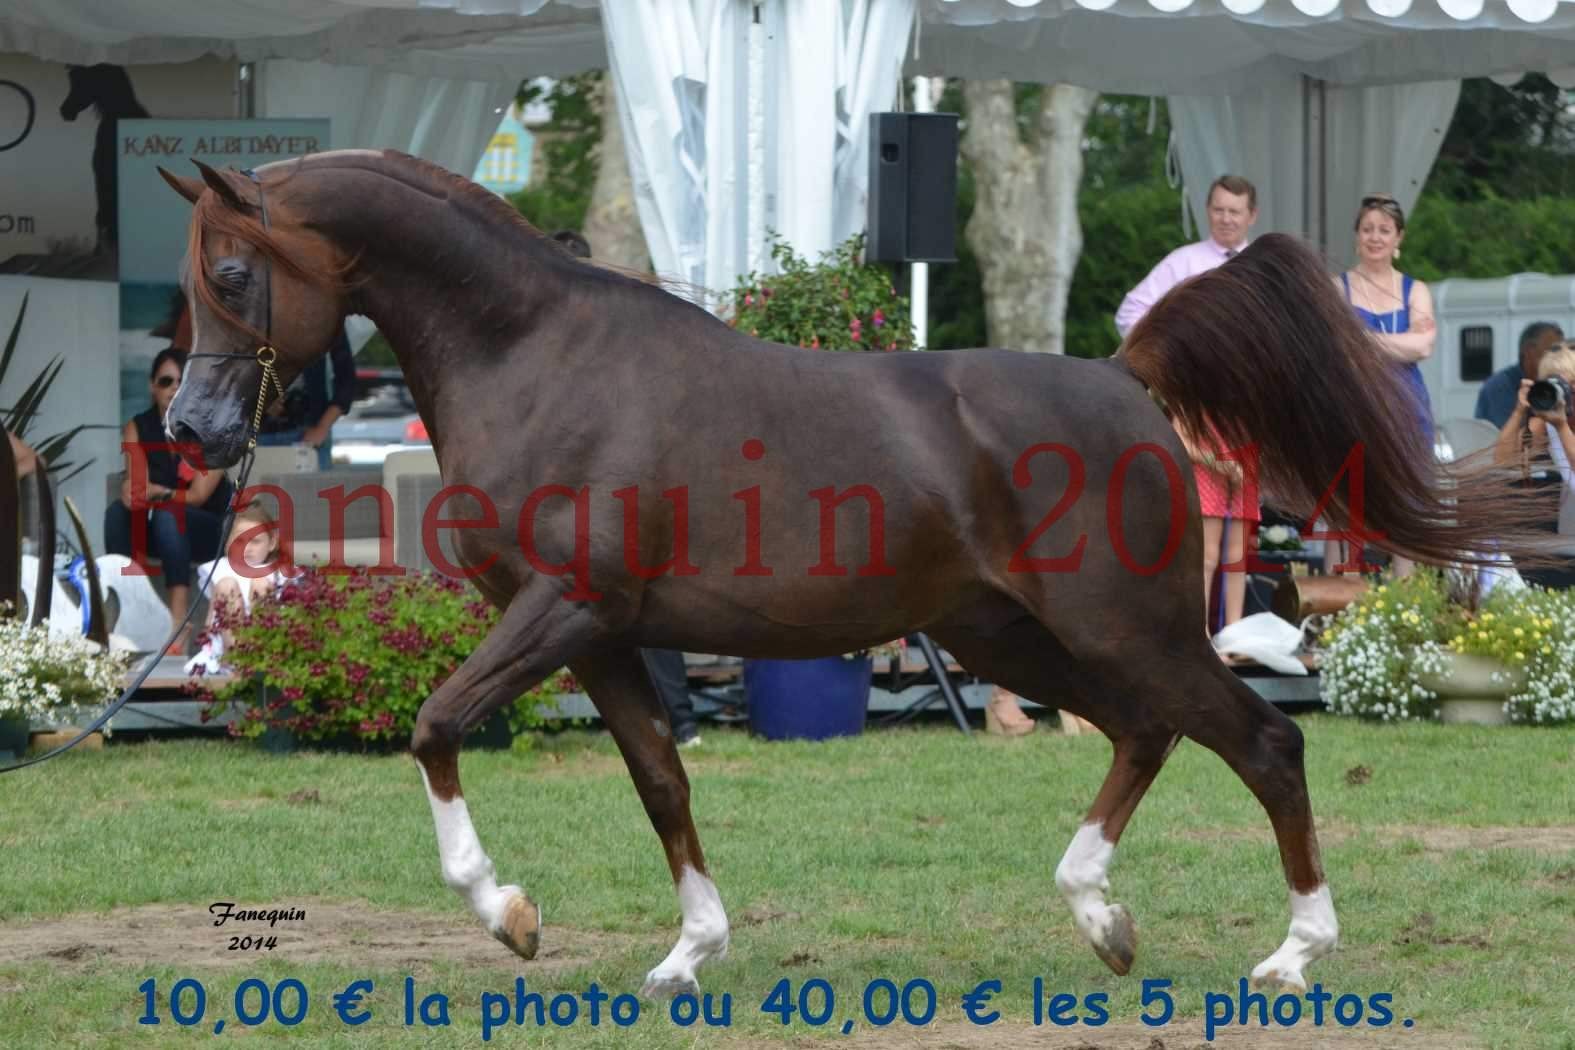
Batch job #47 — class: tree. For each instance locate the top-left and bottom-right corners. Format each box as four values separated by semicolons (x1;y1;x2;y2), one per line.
581;76;648;270
958;80;1098;354
1427;75;1575;201
508;73;602;235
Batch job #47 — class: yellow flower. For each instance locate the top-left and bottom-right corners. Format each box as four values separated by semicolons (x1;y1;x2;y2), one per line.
1375;600;1386;610
1542;645;1553;655
1514;627;1525;637
1514;652;1526;661
1482;612;1495;622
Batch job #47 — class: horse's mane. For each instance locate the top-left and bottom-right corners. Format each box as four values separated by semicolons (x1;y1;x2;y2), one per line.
378;150;702;299
188;150;698;341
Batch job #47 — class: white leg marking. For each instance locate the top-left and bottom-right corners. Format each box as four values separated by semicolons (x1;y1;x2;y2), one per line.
641;866;730;999
419;766;530;937
1252;885;1339;992
1055;821;1118;948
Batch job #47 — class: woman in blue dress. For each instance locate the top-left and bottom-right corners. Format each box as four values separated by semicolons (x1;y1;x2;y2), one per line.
1336;192;1437;577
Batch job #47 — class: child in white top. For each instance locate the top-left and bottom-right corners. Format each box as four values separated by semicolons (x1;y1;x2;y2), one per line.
184;503;294;676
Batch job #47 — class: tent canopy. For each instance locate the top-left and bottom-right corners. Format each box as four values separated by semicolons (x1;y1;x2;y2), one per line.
9;0;1575;94
4;0;1571;290
914;0;1575;94
0;0;605;81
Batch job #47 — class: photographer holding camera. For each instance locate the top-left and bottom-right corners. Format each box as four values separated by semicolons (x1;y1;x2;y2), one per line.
1493;343;1575;588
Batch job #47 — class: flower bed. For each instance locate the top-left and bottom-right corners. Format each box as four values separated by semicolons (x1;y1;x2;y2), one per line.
194;570;572;744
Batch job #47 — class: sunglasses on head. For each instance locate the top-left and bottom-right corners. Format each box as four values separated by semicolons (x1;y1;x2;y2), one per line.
1361;192;1400;208
154;375;180;389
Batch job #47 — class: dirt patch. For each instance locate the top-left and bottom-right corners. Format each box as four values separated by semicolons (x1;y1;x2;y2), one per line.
1185;823;1575;854
0;899;647;974
1380;825;1575;853
733;1020;1475;1049
1393;912;1491;950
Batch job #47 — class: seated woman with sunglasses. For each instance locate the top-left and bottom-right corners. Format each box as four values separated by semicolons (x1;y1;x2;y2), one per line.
104;348;234;655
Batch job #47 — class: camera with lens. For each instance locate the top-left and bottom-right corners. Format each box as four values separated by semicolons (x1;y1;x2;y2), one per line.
1528;375;1574;417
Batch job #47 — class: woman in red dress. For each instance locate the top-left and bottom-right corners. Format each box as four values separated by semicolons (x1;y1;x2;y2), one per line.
1176;420;1260;638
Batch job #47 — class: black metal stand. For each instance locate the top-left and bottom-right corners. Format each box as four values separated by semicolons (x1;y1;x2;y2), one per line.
873;632;972;734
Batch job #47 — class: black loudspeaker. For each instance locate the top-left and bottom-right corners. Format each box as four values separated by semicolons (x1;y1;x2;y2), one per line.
866;112;959;264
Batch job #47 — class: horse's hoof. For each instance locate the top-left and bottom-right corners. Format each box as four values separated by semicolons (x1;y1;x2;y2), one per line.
640;972;699;1001
1250;967;1307;995
1091;904;1137;976
490;890;541;961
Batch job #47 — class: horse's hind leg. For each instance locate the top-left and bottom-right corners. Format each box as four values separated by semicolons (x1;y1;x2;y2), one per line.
1091;643;1338;992
932;620;1179;976
411;588;603;962
571;646;728;999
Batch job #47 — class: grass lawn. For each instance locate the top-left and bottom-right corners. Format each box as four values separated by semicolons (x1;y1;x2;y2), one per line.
1;714;1572;1048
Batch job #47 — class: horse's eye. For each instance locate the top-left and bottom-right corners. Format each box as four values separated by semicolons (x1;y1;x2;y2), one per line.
215;261;251;292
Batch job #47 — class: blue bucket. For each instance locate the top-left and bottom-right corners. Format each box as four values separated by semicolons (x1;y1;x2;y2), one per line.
743;656;872;741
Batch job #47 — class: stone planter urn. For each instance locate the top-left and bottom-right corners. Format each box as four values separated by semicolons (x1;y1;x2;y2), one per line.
1415;651;1524;726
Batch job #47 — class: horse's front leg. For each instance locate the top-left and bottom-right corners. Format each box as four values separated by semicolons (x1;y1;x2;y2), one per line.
571;647;728;999
410;586;600;961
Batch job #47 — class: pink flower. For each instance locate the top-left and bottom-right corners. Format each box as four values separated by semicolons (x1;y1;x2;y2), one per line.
873;309;885;328
744;293;755;306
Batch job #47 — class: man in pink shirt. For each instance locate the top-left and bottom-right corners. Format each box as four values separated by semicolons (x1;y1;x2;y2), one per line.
1114;174;1259;338
1115;174;1260;642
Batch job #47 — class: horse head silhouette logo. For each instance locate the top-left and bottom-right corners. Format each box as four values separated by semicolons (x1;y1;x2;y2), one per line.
59;64;149;254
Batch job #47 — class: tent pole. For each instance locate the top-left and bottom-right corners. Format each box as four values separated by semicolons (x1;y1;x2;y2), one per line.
909;75;932;350
1302;74;1327;258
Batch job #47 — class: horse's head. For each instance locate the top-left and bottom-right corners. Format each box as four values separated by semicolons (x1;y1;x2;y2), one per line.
60;63;136;120
59;65;91;121
159;160;349;469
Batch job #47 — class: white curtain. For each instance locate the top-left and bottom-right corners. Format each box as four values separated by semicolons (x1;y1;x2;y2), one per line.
1169;76;1460;267
258;60;516;180
775;0;916;259
601;0;751;300
1168;73;1307;246
602;0;914;303
1321;79;1462;269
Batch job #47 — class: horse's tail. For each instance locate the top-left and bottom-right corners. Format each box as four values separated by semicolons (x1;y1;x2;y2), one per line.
1118;232;1560;568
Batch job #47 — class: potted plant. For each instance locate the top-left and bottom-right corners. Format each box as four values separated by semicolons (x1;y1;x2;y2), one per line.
1318;568;1575;726
193;569;572;748
724;232;913;740
0;606;130;758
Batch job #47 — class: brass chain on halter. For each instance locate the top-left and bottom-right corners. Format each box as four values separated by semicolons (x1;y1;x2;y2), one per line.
249;346;281;452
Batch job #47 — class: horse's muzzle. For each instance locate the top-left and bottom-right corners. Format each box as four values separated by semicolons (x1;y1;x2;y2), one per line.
165;408;249;472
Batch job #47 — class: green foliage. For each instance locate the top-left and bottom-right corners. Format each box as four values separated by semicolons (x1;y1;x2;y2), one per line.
726;234;913;351
928;84;1182;358
508;72;603;234
1402;194;1575;281
1065;182;1189;359
353;330;398;368
1428;76;1575;202
0;293;106;483
197;569;570;743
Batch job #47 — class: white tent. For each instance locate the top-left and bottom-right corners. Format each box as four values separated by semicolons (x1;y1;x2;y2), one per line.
4;0;1574;292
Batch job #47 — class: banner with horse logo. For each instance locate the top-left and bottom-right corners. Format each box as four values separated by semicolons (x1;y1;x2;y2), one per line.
0;57;236;283
116;117;329;424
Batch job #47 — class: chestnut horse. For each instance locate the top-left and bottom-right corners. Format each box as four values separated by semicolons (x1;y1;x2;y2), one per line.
158;151;1555;999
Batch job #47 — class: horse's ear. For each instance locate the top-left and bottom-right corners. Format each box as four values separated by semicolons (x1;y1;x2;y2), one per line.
158;167;203;206
192;160;246;211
